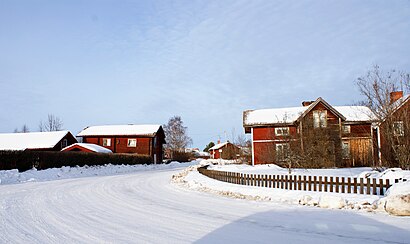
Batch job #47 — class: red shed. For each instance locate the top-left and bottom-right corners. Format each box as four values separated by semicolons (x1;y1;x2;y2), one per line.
77;124;165;164
209;141;240;160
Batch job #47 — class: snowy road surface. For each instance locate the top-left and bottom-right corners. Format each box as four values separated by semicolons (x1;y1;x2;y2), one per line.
1;166;409;243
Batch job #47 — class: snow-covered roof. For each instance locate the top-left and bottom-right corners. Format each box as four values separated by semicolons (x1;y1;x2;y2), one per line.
244;106;308;126
77;124;161;137
333;106;376;122
0;131;73;151
62;143;112;153
209;142;238;151
244;100;376;126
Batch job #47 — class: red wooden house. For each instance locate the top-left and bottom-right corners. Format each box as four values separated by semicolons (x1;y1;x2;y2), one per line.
243;97;376;167
77;124;165;163
377;91;410;166
0;131;77;151
209;141;240;160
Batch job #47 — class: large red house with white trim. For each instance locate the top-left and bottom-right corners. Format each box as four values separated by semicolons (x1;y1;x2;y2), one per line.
77;124;165;163
243;97;376;167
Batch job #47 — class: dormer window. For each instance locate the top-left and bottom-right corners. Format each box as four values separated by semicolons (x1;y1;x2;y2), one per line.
313;111;327;128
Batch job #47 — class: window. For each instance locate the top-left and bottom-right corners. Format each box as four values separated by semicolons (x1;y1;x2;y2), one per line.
103;138;111;146
275;127;289;136
127;139;137;147
61;139;68;148
275;143;289;161
313;111;327;128
393;121;404;136
342;142;350;159
342;125;351;134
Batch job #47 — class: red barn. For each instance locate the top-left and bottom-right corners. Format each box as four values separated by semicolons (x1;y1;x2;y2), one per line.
243;97;376;167
209;141;240;160
77;124;165;163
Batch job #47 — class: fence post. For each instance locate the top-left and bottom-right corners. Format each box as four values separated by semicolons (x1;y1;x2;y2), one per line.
308;176;312;191
366;178;371;195
341;177;345;193
335;177;339;193
329;177;333;192
379;178;384;195
360;178;364;194
313;176;317;191
318;176;322;192
372;178;377;195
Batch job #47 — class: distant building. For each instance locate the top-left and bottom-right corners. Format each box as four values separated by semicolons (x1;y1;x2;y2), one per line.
209;141;240;160
0;131;77;151
77;124;165;163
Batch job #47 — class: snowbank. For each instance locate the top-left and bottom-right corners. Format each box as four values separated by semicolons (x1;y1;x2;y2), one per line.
0;161;199;185
172;159;410;216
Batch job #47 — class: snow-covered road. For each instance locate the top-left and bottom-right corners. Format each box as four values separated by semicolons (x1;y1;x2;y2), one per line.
1;166;409;243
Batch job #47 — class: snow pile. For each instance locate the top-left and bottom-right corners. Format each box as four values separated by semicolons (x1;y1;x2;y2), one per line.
382;181;410;216
357;168;410;181
0;161;199;185
173;159;410;215
318;195;346;209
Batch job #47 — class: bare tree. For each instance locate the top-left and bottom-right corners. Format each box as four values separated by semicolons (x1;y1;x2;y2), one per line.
356;65;410;169
14;124;30;133
163;116;192;151
39;114;64;132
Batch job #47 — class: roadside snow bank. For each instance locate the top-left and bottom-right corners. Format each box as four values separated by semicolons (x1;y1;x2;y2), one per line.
0;161;199;185
383;181;410;216
172;160;410;215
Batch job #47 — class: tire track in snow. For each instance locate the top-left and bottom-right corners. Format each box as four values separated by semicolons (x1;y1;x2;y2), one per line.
1;168;409;243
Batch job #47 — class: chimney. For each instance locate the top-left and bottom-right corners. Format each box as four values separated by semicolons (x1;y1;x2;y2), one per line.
302;101;314;107
390;91;403;104
217;140;221;144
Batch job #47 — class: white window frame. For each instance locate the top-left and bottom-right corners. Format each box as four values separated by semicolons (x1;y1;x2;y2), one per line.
313;110;327;128
275;127;289;136
275;143;289;161
127;139;137;147
103;138;111;147
342;142;350;159
393;121;404;136
342;125;351;134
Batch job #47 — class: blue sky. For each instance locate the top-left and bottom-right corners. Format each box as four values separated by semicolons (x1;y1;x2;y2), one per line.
1;0;410;149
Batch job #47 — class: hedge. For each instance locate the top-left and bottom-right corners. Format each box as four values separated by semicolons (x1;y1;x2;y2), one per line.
0;150;152;172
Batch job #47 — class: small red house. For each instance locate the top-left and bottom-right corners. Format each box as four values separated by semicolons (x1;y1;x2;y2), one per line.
77;124;165;163
209;141;240;160
0;131;77;151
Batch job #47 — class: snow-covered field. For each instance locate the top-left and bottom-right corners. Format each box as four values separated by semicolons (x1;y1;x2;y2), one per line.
1;160;409;243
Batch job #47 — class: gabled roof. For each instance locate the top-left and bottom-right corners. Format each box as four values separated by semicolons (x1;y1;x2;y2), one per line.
77;124;162;137
62;143;112;153
391;94;410;114
296;97;346;122
209;141;238;151
243;97;376;127
0;131;74;151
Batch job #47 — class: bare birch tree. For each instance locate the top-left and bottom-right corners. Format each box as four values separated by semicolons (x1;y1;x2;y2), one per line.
39;114;64;132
